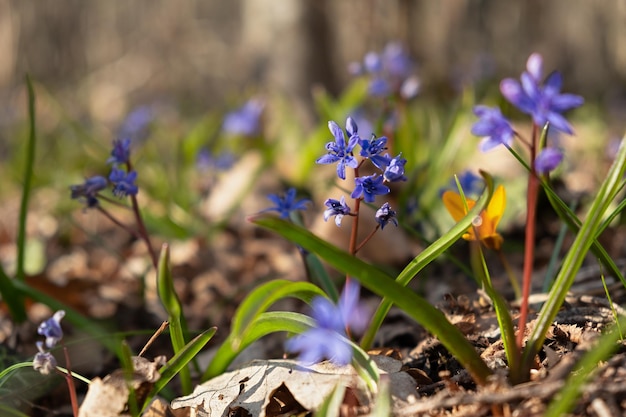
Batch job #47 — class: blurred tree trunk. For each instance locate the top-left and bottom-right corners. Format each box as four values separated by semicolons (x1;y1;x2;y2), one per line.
240;0;336;124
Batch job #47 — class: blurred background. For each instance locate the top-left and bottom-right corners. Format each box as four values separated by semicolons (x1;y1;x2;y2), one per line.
2;0;626;129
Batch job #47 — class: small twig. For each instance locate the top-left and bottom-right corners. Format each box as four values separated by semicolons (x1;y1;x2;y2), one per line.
139;321;169;357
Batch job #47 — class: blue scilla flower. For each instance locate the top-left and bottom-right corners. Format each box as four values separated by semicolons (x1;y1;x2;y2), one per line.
316;118;359;180
223;99;264;137
375;202;398;230
70;175;108;207
472;106;515;152
500;53;584;135
383;154;407;182
352;174;390;203
286;281;369;365
265;188;309;219
38;310;65;349
535;147;564;174
323;196;351;227
359;134;390;170
108;138;132;165
109;167;138;197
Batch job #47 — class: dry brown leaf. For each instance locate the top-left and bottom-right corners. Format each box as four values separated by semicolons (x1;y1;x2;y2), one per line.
79;356;166;417
171;357;418;417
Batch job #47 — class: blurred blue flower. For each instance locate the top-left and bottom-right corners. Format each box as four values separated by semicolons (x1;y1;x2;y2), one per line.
445;171;484;196
535;148;564;174
316;119;359;180
107;138;132;165
117;106;154;142
265;188;309;219
109;167;138;197
500;53;584;134
383;154;407;182
352;174;390;203
359;134;390;170
223;99;264;137
38;310;65;349
356;42;420;99
471;106;515;152
196;148;236;171
375;202;398;229
70;175;108;207
33;341;57;375
323;196;351;227
286;281;369;365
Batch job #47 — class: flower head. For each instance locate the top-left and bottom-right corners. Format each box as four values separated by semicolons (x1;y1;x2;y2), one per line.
471;106;515;152
38;310;65;349
265;188;309;219
500;53;584;134
323;196;351;227
442;184;506;250
118;106;154;142
359;134;390;170
383;153;407;182
316;119;359;180
33;341;57;375
109;167;138;197
535;147;564;174
375;202;398;230
351;174;390;203
108;138;132;165
286;281;369;365
70;175;108;207
223;99;264;137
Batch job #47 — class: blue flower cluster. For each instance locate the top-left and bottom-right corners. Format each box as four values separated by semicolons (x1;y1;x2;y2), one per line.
33;310;65;375
70;137;139;207
472;53;584;173
317;117;404;229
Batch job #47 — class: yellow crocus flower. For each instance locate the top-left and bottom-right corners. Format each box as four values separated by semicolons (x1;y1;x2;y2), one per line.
442;185;506;250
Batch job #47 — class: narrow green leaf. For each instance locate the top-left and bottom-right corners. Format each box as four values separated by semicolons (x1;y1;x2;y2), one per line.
119;341;139;417
304;252;340;302
250;216;492;385
522;136;626;374
230;279;326;348
156;243;191;394
143;327;216;412
360;172;495;350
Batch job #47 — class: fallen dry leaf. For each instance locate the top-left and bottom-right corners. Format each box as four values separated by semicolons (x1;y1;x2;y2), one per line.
79;355;167;417
171;357;418;416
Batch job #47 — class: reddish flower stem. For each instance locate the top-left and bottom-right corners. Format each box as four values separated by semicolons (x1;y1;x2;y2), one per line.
517;124;540;349
62;346;79;417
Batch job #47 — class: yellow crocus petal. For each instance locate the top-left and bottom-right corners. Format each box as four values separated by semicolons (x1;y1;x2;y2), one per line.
442;184;506;250
442;190;475;222
486;185;506;230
